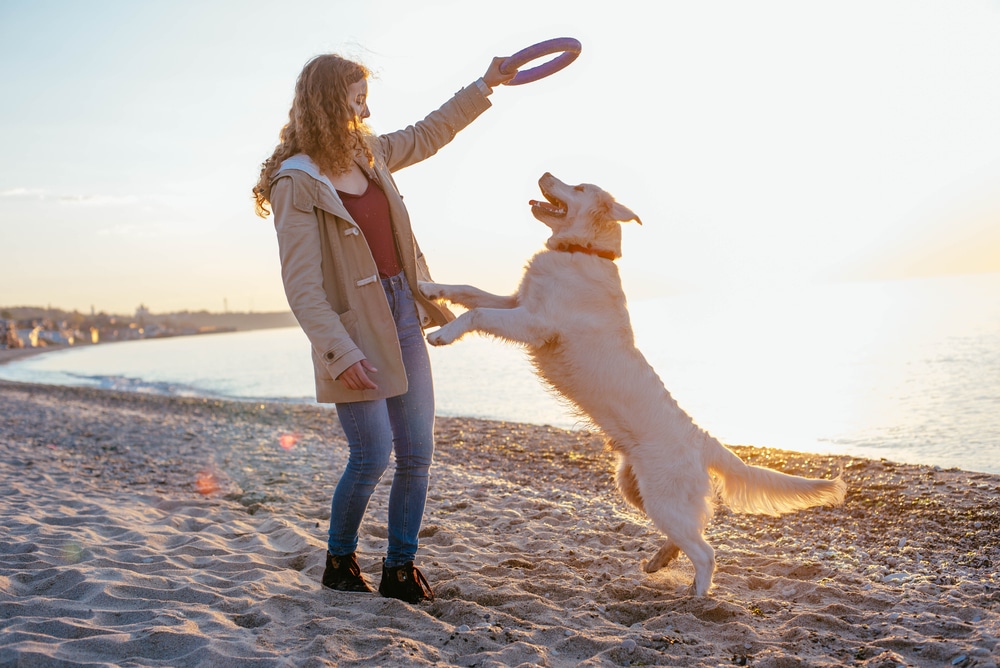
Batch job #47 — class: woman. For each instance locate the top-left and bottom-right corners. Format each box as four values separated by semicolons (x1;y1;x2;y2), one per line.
253;53;516;603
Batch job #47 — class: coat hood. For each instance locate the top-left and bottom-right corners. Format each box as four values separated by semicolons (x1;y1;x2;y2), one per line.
276;154;336;195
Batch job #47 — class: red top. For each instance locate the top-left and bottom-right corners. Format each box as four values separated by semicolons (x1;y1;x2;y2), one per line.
337;176;402;278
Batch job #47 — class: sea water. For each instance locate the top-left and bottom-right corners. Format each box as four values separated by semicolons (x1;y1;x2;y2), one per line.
3;273;998;474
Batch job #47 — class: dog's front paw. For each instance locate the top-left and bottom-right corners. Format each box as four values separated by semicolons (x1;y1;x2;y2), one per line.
418;281;446;301
426;327;456;347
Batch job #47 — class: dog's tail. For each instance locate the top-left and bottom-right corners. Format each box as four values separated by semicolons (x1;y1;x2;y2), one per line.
706;438;846;516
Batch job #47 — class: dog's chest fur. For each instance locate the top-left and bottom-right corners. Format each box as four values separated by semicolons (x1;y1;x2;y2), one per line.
516;250;630;325
511;250;654;428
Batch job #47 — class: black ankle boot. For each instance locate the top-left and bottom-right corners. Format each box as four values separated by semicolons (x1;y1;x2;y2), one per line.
322;552;373;593
378;559;434;603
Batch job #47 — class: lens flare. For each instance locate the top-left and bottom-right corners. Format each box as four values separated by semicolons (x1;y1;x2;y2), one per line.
194;470;220;495
279;432;301;451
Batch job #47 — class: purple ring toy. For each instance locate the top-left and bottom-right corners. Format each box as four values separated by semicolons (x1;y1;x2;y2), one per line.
500;37;582;85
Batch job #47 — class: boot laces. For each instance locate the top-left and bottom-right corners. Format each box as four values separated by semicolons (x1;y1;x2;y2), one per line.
343;555;363;579
330;553;364;579
409;564;434;601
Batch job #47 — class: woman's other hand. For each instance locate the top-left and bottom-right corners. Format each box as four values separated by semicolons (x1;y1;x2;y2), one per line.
337;359;379;391
483;56;516;88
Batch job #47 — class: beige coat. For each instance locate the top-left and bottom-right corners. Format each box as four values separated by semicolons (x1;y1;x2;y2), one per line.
271;81;492;404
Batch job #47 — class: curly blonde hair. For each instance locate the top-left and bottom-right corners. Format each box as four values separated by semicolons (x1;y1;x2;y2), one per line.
253;54;374;218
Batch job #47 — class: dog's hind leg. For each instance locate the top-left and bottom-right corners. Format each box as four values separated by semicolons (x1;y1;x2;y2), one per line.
644;539;680;574
671;530;716;596
615;458;645;513
644;488;716;594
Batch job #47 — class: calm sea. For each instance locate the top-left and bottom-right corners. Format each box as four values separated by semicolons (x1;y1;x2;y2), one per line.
3;273;998;474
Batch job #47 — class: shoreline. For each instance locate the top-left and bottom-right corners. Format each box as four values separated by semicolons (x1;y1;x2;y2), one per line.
0;380;997;666
0;346;57;365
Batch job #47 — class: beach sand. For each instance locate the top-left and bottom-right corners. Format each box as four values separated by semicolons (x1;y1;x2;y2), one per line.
0;347;55;365
0;380;997;667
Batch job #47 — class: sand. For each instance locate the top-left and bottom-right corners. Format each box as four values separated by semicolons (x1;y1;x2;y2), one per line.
0;379;997;667
0;347;54;365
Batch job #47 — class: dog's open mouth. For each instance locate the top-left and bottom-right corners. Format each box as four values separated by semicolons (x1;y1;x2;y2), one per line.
529;193;567;217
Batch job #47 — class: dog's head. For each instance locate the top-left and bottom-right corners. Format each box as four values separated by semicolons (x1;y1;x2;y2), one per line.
529;173;641;260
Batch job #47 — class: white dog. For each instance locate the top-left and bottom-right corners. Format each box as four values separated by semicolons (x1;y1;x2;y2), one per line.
420;173;846;595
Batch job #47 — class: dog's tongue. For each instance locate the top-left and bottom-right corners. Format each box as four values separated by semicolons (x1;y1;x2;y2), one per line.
530;199;561;213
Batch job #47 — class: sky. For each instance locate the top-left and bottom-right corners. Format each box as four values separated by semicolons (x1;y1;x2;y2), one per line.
2;0;999;315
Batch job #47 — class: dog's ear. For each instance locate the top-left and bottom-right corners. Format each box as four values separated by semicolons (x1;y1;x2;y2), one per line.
610;201;642;225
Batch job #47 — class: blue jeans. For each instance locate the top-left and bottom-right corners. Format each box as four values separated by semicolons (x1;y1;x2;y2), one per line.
328;272;435;568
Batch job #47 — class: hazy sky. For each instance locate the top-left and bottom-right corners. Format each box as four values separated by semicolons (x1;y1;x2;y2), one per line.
2;0;999;315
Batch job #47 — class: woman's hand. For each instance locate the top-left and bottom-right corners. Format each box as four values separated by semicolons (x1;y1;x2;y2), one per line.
483;56;517;88
337;359;379;391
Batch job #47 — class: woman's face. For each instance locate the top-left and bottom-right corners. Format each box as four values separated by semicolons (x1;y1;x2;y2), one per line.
347;78;370;122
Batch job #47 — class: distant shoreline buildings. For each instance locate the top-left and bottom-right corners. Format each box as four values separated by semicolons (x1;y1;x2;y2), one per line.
0;305;297;350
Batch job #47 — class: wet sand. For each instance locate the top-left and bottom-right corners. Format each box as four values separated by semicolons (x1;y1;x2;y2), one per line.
0;347;55;365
